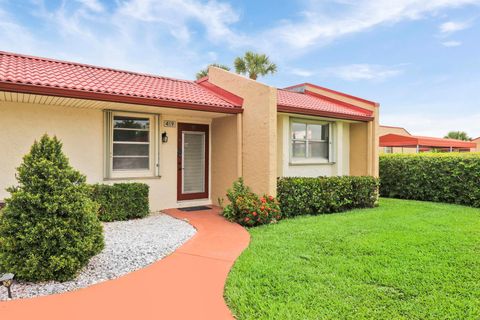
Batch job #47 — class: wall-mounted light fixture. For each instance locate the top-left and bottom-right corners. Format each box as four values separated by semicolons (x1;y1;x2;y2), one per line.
162;131;168;143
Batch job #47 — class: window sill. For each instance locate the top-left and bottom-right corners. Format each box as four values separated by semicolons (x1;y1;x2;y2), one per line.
289;160;335;166
103;176;162;181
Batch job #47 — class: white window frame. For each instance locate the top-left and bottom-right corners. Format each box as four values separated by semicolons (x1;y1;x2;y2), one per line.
289;118;334;165
104;111;159;179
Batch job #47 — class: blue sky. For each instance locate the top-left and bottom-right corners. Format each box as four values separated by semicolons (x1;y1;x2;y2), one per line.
1;0;479;137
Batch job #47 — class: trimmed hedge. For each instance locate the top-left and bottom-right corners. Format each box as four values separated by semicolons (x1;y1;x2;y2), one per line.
277;176;379;217
380;153;480;207
90;183;150;222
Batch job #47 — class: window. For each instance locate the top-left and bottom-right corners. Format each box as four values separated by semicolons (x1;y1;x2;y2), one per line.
105;111;158;178
384;147;393;154
290;119;332;163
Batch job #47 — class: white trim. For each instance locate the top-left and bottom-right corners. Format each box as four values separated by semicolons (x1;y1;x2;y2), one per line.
106;111;159;179
181;131;206;194
289;117;333;164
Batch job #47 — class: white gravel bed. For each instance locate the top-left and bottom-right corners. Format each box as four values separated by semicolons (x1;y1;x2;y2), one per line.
0;213;196;301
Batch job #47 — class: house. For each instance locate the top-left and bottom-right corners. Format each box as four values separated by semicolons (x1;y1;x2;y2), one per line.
380;134;475;153
379;125;416;154
0;51;379;211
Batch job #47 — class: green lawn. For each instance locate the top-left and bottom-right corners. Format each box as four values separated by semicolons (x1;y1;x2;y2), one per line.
225;198;480;320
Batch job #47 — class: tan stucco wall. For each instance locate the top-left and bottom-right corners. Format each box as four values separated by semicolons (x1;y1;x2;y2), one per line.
0;100;215;210
277;114;350;177
211;115;239;205
208;67;277;196
379;126;411;136
380;146;417;154
471;138;480;152
349;122;368;176
0;101;104;198
305;85;376;112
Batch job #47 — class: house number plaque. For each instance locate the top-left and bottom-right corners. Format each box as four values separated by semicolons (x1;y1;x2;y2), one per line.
163;120;176;128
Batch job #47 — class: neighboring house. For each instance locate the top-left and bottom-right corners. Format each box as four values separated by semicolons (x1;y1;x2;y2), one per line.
472;137;480;152
0;51;379;211
379;125;415;154
380;125;475;153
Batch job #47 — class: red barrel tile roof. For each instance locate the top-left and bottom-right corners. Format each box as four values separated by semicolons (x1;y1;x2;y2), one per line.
277;89;373;121
0;51;374;121
0;51;241;112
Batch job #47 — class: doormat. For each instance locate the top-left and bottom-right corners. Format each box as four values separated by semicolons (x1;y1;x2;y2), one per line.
178;206;212;212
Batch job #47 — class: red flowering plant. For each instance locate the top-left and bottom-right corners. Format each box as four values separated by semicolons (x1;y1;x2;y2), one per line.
221;178;282;227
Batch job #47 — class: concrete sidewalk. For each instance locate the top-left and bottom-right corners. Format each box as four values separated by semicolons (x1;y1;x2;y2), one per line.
0;207;250;320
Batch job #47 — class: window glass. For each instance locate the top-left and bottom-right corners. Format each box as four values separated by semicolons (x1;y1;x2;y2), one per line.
291;120;330;161
308;141;329;158
307;124;323;140
292;140;307;158
114;116;149;130
291;122;306;140
112;115;150;171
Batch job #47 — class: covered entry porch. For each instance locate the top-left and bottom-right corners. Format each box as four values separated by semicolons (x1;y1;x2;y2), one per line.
0;90;242;211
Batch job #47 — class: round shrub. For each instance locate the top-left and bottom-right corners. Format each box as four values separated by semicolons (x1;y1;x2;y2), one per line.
0;135;104;282
222;178;282;227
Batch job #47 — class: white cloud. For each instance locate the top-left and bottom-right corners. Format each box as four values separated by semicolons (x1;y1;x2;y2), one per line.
76;0;104;12
257;0;480;56
0;0;479;81
442;40;462;46
117;0;242;45
439;21;470;33
325;64;403;81
381;112;480;138
289;68;314;77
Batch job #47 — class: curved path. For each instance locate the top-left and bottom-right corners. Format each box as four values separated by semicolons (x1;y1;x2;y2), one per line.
0;207;250;320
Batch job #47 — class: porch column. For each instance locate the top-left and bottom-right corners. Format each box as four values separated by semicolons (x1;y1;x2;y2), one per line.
208;67;277;196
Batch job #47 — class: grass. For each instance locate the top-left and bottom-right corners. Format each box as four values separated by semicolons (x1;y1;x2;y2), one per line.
225;198;480;320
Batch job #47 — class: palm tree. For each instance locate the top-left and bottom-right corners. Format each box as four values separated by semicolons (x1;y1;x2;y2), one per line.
196;63;230;80
234;51;277;80
444;131;471;141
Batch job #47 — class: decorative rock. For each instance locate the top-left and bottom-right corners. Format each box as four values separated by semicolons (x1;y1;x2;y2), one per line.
0;213;195;300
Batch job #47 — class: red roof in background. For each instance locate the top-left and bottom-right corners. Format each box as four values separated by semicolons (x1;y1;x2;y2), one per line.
0;51;241;113
380;134;476;148
277;89;373;121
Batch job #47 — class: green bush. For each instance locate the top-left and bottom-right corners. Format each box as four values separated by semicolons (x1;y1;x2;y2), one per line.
222;178;282;227
90;183;149;222
277;176;379;217
0;135;104;282
380;153;480;207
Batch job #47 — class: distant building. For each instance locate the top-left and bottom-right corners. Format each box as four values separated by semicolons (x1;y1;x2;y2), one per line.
379;125;476;153
472;137;480;152
379;126;416;154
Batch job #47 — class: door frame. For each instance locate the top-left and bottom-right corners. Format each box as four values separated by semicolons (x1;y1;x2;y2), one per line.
177;123;209;201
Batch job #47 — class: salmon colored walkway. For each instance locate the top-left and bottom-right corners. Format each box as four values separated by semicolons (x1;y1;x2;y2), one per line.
0;207;250;320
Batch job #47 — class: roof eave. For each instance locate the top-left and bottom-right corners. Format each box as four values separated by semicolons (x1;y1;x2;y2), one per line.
0;81;243;114
277;104;374;122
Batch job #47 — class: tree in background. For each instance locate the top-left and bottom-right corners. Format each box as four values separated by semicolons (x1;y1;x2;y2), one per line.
234;51;277;80
196;63;230;80
0;135;104;281
444;131;471;141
